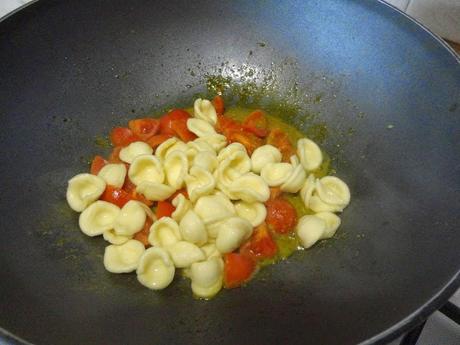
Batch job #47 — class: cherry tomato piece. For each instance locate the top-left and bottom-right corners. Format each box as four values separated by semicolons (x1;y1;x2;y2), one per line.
223;253;256;289
128;118;160;141
265;197;298;234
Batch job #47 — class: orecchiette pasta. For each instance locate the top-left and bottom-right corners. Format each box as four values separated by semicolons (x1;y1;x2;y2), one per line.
309;194;345;213
215;216;253;253
79;200;120;236
194;193;235;225
217;142;247;162
297;138;323;171
171;193;192;222
136;181;175;201
187;118;217;137
155;137;179;161
179;210;207;246
190;257;224;298
66;173;106;212
137;247;175;290
103;229;131;245
193;98;217;125
193;151;218;172
128;155;164;186
185;166;216;202
315;212;341;239
97;163;127;189
200;243;221;259
260;163;293;187
103;240;145;273
300;174;316;208
315;176;351;208
67;98;352;298
234;201;267;227
280;164;306;193
194;134;227;152
167;241;206;268
114;200;146;236
119;141;153;164
164;150;188;189
227;172;270;203
296;215;327;249
148;217;181;248
251;145;282;174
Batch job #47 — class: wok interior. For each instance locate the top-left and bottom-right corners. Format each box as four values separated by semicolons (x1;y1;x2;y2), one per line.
0;0;459;344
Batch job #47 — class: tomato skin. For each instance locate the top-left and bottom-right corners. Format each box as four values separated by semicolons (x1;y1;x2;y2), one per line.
133;217;153;247
108;146;123;163
224;253;256;289
212;95;225;115
266;128;296;162
242;110;268;138
265;198;298;234
170;119;196;142
156;200;175;219
240;223;277;260
100;186;132;208
110;127;140;147
216;114;242;135
146;134;173;149
226;129;263;155
159;109;191;135
122;178;154;207
90;155;107;175
128;118;160;141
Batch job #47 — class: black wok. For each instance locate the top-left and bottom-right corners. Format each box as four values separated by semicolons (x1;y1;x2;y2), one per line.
0;0;459;344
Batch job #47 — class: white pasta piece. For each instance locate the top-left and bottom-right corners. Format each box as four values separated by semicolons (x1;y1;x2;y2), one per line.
315;212;341;239
193;98;217;125
148;217;181;248
280;164;306;193
185;166;216;202
195;134;227;152
103;240;145;273
137;247;175;290
227;172;270;203
194;194;235;226
300;174;316;208
188;140;215;153
297;138;323;171
234;201;267;227
155;137;179;161
128;155;164;186
66;173;106;212
260;163;293;187
193;151;218;172
315;176;351;208
215;217;253;253
113;200;146;236
251;145;282;174
309;194;345;213
171;193;192;222
200;243;221;259
97;163;127;189
164;150;188;189
136;181;175;201
79;200;120;236
103;229;131;245
217;142;247;162
179;210;208;246
296;215;327;249
119;141;153;164
167;241;206;268
215;151;252;190
190;257;224;298
187;118;217;138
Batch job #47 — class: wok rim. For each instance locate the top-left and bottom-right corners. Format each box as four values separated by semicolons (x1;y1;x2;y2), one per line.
0;0;458;344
